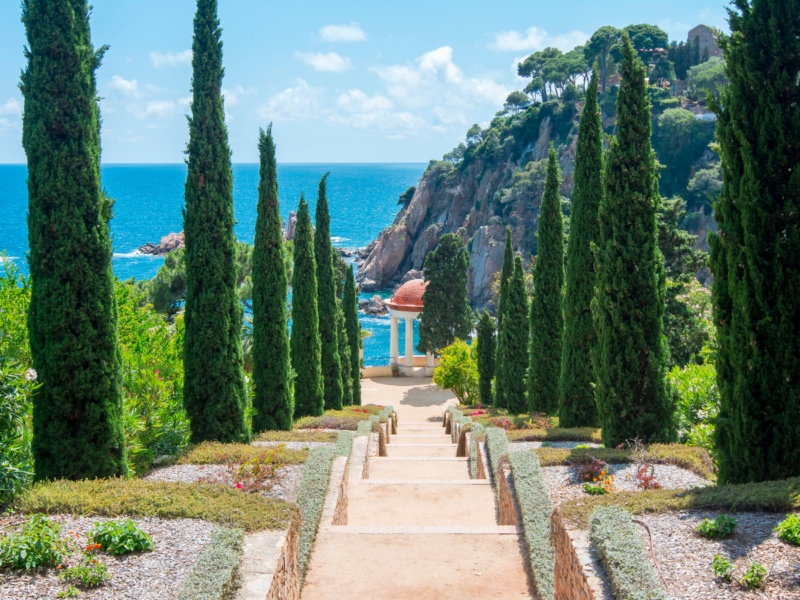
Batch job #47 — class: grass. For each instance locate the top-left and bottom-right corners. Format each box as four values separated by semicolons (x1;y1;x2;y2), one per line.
506;427;602;443
531;444;715;480
177;442;308;465
293;404;387;430
255;431;338;442
14;478;300;532
559;476;800;530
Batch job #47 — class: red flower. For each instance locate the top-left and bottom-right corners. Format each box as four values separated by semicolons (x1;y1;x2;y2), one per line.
236;483;243;489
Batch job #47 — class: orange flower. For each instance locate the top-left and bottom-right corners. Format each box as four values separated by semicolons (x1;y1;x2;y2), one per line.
56;566;63;570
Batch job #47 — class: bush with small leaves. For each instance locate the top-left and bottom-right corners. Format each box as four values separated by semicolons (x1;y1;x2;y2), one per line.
90;519;154;555
695;515;737;539
712;554;733;581
58;552;110;588
334;430;354;457
56;585;80;598
0;514;69;569
740;562;766;589
774;514;800;545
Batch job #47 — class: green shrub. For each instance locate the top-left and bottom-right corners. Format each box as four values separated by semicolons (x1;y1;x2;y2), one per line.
59;553;110;587
334;431;354;457
56;585;80;598
255;431;338;443
175;528;243;600
668;362;719;449
432;339;479;405
90;519;154;554
484;427;509;476
740;562;767;589
177;442;308;465
0;514;69;569
356;421;372;437
590;506;667;600
509;451;554;600
775;513;800;545
712;554;733;581
506;427;601;443
695;515;737;539
296;446;334;583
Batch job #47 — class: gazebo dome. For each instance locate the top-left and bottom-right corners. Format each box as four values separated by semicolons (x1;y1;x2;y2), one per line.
386;279;427;312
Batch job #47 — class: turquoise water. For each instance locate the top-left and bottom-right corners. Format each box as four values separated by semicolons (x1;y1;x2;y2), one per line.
0;163;425;364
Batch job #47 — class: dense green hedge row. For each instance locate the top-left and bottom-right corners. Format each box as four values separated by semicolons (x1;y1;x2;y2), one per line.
484;427;509;477
176;528;243;600
590;506;667;600
509;451;555;600
296;446;334;584
334;431;354;457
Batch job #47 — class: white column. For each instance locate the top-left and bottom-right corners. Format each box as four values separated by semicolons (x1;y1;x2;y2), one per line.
405;318;414;367
389;316;399;365
425;351;435;376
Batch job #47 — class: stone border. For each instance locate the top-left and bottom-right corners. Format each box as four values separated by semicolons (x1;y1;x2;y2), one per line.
552;508;609;600
265;520;300;600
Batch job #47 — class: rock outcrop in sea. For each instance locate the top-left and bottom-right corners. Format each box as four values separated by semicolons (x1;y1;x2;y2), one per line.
139;232;184;255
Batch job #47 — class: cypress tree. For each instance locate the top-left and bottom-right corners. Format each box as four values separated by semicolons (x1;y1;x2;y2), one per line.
708;0;800;484
251;126;291;432
493;227;514;409
559;68;603;428
182;0;249;444
500;256;530;415
337;303;353;406
22;0;127;480
592;33;672;448
291;197;324;418
314;173;343;411
477;310;496;405
343;265;362;406
528;144;565;414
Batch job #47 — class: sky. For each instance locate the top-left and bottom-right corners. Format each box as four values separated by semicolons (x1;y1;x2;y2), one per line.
0;0;729;164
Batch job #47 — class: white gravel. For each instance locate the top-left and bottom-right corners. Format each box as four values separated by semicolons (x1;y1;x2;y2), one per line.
0;515;215;600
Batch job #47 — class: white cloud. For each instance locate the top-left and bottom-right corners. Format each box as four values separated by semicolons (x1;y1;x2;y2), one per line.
149;50;192;68
177;95;192;107
337;89;392;112
0;98;22;115
329;110;425;132
222;85;255;107
294;51;352;72
0;118;20;134
489;26;588;52
133;100;176;118
659;19;692;40
319;23;367;42
108;75;139;97
258;79;324;120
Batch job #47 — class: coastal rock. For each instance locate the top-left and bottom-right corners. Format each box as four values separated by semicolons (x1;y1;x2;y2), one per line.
139;231;184;256
336;248;355;258
467;225;506;308
410;223;441;270
400;270;423;285
359;295;387;315
356;224;410;291
285;211;296;241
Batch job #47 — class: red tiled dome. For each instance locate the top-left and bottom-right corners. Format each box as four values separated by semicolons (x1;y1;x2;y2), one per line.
386;279;427;311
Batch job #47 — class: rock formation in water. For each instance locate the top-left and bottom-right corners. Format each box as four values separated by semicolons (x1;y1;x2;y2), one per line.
139;231;185;255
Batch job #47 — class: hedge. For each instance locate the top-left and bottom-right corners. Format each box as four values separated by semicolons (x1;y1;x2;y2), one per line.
484;427;509;477
356;420;372;437
334;430;354;457
296;446;335;584
176;528;243;600
509;451;555;600
590;506;667;600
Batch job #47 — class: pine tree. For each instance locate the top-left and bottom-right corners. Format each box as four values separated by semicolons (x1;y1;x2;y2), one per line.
708;0;800;484
691;35;701;67
343;265;362;406
181;0;249;444
477;310;496;405
314;173;343;411
528;144;564;414
417;233;474;354
251;126;291;432
500;256;530;415
337;303;353;406
592;33;673;448
493;228;514;409
22;0;127;480
559;68;603;428
291;197;324;418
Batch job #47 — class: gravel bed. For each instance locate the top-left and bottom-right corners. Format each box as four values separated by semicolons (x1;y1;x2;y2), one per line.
0;515;215;600
509;441;602;451
633;510;800;599
541;463;711;507
252;441;335;451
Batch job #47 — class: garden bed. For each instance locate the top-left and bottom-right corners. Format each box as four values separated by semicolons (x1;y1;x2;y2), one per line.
255;430;339;443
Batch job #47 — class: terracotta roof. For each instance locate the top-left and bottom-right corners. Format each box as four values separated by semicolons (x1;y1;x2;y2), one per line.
386;279;427;311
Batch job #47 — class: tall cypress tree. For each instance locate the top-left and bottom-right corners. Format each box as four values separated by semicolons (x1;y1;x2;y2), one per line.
314;174;343;411
251;126;291;432
559;68;603;428
477;310;496;405
182;0;249;444
22;0;127;480
708;0;800;484
493;228;514;409
592;33;672;448
528;144;565;414
500;256;530;415
337;303;353;406
343;265;362;406
292;197;324;418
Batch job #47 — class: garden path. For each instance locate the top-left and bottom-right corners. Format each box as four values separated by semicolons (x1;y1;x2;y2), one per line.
300;378;535;599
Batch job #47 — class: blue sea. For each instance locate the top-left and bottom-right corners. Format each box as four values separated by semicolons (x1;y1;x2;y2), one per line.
0;163;426;365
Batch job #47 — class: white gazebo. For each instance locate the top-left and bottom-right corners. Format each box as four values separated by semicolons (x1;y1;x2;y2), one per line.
385;279;435;377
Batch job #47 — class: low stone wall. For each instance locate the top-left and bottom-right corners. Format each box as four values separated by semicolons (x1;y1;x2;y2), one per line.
552;509;607;600
265;519;300;600
497;463;519;526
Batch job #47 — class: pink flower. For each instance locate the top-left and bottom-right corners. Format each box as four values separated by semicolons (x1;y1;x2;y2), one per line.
236;483;243;489
154;370;159;374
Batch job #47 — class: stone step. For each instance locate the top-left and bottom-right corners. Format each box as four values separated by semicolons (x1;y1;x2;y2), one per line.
387;445;458;458
328;525;520;534
389;443;456;447
369;460;469;480
361;479;488;485
370;457;468;461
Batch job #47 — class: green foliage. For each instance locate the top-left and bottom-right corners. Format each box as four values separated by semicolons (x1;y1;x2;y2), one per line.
494;228;514;409
89;519;154;554
343;266;362;406
397;185;416;206
592;34;673;448
740;563;767;589
355;420;372;437
432;339;479;405
649;59;676;84
0;514;69;570
708;0;800;485
686;164;722;208
175;527;243;600
56;585;80;598
314;173;344;411
774;514;800;546
418;234;474;354
21;0;128;481
296;446;334;583
505;91;530;114
652;109;714;198
177;441;308;466
695;515;737;539
500;257;530;414
291;198;324;418
584;26;622;92
712;554;734;581
669;363;719;449
560;69;602;428
334;430;354;457
484;427;509;476
509;451;555;600
182;0;248;445
500;159;547;205
590;506;667;600
687;57;727;98
528;145;564;414
251;126;292;432
59;553;110;588
476;310;496;405
336;303;353;407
